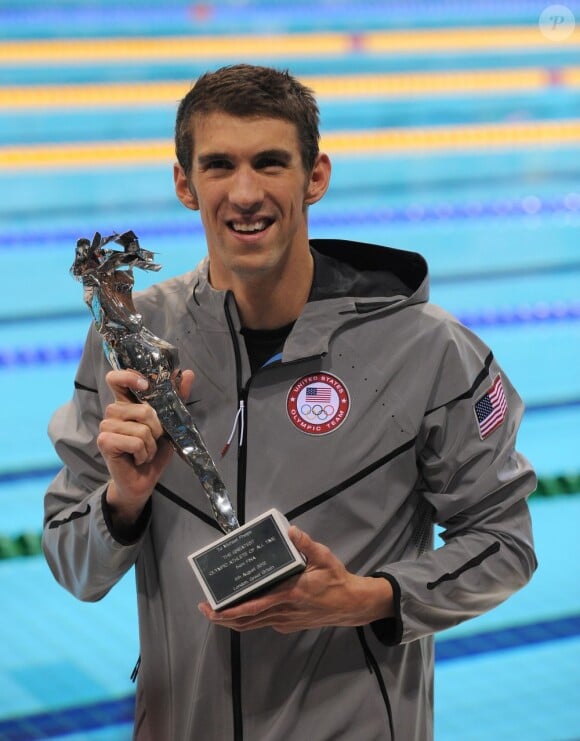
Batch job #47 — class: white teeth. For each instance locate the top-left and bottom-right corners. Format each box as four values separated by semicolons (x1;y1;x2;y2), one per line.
231;220;267;233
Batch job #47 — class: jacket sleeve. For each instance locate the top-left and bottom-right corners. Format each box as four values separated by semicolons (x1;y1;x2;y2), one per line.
42;328;150;602
374;317;537;644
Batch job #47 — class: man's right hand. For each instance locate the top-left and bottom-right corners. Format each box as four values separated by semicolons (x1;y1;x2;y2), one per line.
98;368;195;528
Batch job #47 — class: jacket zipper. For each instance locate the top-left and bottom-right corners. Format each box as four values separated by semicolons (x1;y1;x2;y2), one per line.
356;626;395;739
223;294;326;741
224;295;247;741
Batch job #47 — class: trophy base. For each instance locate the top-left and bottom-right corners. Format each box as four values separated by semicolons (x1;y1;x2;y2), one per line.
188;509;306;611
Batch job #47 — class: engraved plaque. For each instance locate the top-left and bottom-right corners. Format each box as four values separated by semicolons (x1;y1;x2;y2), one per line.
188;509;306;610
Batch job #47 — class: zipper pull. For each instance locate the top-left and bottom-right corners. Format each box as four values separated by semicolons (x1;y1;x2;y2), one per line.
221;399;245;457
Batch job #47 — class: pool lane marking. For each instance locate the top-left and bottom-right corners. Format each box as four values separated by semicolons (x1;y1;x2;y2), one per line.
1;119;579;169
2;68;580;108
0;25;578;65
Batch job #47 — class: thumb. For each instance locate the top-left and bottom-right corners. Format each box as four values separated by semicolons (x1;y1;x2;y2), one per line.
288;526;325;566
178;369;195;401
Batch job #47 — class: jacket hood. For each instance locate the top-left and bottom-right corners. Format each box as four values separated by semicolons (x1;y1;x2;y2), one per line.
182;238;429;363
309;238;428;305
287;239;429;363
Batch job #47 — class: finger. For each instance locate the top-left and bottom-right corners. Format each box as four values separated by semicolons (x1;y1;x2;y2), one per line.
104;395;163;429
288;526;331;569
98;428;155;466
198;586;295;623
232;573;305;615
178;369;195;401
103;402;165;446
200;606;300;632
207;606;315;633
106;369;149;403
99;417;160;463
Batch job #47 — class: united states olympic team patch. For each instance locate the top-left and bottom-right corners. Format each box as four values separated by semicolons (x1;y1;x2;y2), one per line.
287;373;350;435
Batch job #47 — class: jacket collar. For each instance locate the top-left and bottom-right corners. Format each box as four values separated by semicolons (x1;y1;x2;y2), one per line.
186;240;429;361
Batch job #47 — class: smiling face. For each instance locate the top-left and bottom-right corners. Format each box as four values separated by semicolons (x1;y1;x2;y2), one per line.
174;112;330;292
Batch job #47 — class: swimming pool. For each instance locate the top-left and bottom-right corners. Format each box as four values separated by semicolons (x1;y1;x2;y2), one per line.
1;2;579;739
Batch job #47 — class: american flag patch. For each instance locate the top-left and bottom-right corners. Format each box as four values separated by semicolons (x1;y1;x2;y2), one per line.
305;386;332;403
474;374;508;439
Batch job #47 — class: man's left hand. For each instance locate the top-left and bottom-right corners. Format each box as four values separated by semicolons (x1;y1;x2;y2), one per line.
198;526;394;633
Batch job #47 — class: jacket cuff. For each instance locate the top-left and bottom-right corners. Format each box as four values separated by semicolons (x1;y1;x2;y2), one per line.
101;490;152;545
370;572;403;645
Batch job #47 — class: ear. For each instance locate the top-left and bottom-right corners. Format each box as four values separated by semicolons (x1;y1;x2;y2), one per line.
304;153;331;206
174;162;199;211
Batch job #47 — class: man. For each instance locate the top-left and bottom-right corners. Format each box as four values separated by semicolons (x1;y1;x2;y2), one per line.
43;64;537;740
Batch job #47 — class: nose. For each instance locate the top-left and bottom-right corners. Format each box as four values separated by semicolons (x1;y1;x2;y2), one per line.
229;165;264;212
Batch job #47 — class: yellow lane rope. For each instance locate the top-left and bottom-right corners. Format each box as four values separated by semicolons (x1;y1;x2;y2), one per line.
1;68;579;109
1;119;579;170
0;26;578;65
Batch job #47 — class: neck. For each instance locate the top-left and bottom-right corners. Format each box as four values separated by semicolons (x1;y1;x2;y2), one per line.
214;250;314;330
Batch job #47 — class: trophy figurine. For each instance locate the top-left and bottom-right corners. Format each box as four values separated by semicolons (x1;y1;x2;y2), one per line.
72;231;305;610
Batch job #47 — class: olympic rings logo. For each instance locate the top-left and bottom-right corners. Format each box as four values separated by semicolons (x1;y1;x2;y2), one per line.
300;403;335;421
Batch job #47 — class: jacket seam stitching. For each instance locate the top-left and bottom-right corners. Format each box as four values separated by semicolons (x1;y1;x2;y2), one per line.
155;482;222;532
426;541;501;590
424;351;494;416
284;437;416;521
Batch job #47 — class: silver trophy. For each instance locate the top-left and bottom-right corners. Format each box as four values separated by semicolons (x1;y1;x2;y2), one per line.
71;230;238;533
72;231;304;609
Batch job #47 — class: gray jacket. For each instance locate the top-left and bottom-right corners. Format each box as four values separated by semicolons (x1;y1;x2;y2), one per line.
43;239;537;740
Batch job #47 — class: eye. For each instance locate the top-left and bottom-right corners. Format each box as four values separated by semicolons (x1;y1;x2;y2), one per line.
198;157;234;173
205;159;232;170
256;156;287;170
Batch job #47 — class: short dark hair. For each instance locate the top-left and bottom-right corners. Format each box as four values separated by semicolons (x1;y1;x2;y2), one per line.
175;64;320;177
